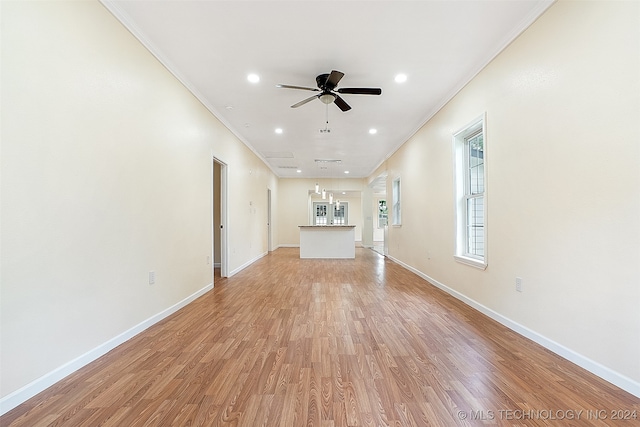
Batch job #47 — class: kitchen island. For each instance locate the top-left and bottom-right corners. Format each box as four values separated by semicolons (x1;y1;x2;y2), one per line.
299;225;356;259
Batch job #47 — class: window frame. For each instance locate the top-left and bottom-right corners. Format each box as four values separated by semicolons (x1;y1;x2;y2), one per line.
313;201;349;226
313;202;329;226
453;114;487;269
377;199;388;228
391;177;401;226
332;203;348;225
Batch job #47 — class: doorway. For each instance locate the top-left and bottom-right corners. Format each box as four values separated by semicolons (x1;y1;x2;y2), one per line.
213;158;228;279
267;188;272;252
313;201;349;225
369;173;388;256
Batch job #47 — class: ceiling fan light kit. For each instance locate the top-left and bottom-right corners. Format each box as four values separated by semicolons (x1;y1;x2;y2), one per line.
319;93;336;104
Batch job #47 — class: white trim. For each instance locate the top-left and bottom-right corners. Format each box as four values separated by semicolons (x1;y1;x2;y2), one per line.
453;254;487;270
366;0;556;179
218;159;229;278
279;243;362;249
391;176;402;226
267;188;272;252
385;254;640;398
0;283;214;415
99;1;281;178
312;201;350;226
228;251;268;277
453;113;487;266
210;154;216;284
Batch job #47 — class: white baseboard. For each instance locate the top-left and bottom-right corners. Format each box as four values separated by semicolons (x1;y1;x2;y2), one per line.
0;282;214;416
386;255;640;398
277;243;364;249
228;251;268;277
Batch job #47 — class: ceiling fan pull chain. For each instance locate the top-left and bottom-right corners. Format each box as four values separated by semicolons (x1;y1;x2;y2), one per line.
325;104;329;128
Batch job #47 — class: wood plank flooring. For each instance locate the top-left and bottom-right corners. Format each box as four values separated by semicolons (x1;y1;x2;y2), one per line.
2;248;638;426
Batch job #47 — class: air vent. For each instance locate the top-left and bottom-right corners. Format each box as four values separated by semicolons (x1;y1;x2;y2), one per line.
277;166;299;169
263;152;294;159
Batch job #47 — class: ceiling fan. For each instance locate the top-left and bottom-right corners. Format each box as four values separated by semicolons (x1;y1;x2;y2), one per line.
276;70;382;112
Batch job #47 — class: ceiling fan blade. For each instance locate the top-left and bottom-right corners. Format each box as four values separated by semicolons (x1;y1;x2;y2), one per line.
333;95;352;112
277;84;319;92
337;87;382;95
325;70;345;90
291;94;318;108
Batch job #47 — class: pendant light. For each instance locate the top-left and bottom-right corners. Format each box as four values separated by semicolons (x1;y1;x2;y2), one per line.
335;165;340;209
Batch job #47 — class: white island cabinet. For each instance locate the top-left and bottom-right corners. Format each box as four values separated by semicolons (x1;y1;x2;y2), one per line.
299;225;356;259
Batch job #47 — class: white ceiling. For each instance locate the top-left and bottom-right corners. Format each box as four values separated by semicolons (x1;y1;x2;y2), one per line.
103;0;553;180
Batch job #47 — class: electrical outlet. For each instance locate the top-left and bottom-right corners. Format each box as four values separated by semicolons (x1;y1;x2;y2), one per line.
149;271;155;285
515;277;522;292
207;255;210;265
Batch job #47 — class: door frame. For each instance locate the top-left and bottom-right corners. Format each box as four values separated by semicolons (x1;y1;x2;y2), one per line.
369;172;388;256
267;188;272;252
212;157;228;279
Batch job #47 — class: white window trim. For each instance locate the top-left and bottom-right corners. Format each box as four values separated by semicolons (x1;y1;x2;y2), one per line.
312;201;329;226
391;177;401;226
377;199;387;229
453;114;487;270
312;201;349;226
332;202;349;226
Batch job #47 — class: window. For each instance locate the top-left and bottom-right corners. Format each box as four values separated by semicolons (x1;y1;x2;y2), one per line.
333;204;346;225
313;202;348;225
378;200;388;228
453;115;487;269
392;178;401;226
314;203;328;225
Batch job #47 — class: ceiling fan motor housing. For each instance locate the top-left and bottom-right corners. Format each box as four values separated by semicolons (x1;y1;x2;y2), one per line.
316;73;331;89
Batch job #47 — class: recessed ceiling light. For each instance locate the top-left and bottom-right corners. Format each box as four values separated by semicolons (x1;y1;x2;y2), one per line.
344;171;350;174
296;169;302;173
369;128;377;135
275;128;283;134
395;73;407;83
247;73;260;83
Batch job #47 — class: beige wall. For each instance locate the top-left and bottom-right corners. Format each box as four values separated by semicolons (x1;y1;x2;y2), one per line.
1;0;277;400
376;0;639;387
2;0;638;409
277;178;365;245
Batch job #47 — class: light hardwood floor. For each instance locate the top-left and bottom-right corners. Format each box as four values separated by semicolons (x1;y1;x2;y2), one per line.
2;248;638;426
